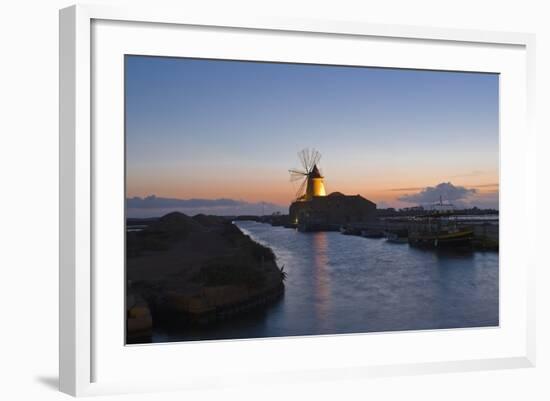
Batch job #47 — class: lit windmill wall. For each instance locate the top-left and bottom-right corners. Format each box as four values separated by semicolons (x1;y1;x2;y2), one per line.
289;149;327;202
305;165;326;200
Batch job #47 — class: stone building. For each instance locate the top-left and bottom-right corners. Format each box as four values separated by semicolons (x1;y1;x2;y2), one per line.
287;150;377;230
289;191;377;228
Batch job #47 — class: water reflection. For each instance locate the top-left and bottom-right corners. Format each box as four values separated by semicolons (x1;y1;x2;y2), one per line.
152;221;499;342
311;232;331;327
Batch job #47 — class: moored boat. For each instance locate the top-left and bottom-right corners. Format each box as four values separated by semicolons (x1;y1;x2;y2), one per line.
340;225;361;235
408;227;474;248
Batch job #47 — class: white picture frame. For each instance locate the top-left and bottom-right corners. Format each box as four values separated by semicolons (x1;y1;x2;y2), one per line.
59;4;536;397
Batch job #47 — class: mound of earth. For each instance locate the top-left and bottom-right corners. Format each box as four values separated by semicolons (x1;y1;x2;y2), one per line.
127;212;206;256
144;211;205;235
192;213;228;227
126;212;285;336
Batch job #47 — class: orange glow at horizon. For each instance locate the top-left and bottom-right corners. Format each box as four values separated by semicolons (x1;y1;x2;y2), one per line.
127;175;499;208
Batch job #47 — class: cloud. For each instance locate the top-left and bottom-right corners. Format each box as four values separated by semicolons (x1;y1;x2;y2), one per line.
451;170;484;178
389;182;498;192
388;186;425;192
398;182;477;204
126;195;286;218
470;183;499;189
127;195;244;209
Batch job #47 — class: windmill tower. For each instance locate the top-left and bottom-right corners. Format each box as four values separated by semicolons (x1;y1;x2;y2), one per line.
289;148;327;201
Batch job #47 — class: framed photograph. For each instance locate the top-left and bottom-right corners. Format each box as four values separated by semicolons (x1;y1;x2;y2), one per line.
59;4;536;396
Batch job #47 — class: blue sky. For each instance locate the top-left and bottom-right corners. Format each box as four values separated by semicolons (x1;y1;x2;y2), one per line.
125;55;499;216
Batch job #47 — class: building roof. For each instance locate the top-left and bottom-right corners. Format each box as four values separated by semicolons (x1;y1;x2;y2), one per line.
310;164;323;178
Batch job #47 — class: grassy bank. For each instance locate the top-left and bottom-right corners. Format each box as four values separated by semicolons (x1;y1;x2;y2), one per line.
126;212;285;343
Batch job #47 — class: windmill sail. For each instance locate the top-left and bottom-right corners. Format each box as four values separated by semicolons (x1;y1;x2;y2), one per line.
289;149;327;201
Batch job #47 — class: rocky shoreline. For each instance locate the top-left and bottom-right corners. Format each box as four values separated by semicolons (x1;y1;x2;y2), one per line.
126;212;285;344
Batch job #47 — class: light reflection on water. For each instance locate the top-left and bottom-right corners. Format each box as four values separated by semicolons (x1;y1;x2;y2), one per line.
152;221;498;342
306;233;327;327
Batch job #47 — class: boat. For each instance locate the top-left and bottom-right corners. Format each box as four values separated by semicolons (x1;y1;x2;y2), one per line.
408;226;474;248
406;196;475;248
340;225;361;236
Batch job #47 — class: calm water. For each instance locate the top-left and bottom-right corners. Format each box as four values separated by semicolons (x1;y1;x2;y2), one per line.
153;221;498;342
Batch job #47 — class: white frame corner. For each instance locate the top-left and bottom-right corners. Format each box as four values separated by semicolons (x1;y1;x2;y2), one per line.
59;4;536;397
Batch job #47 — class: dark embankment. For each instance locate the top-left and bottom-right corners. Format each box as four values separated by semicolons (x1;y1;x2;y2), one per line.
126;212;285;343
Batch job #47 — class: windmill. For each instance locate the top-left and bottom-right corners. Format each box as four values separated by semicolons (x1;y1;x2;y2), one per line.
289;148;327;201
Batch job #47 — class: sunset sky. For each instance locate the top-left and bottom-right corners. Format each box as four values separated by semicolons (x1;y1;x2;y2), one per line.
125;56;498;216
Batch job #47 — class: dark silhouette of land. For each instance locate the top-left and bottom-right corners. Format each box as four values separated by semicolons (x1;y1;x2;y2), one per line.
126;212;285;343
